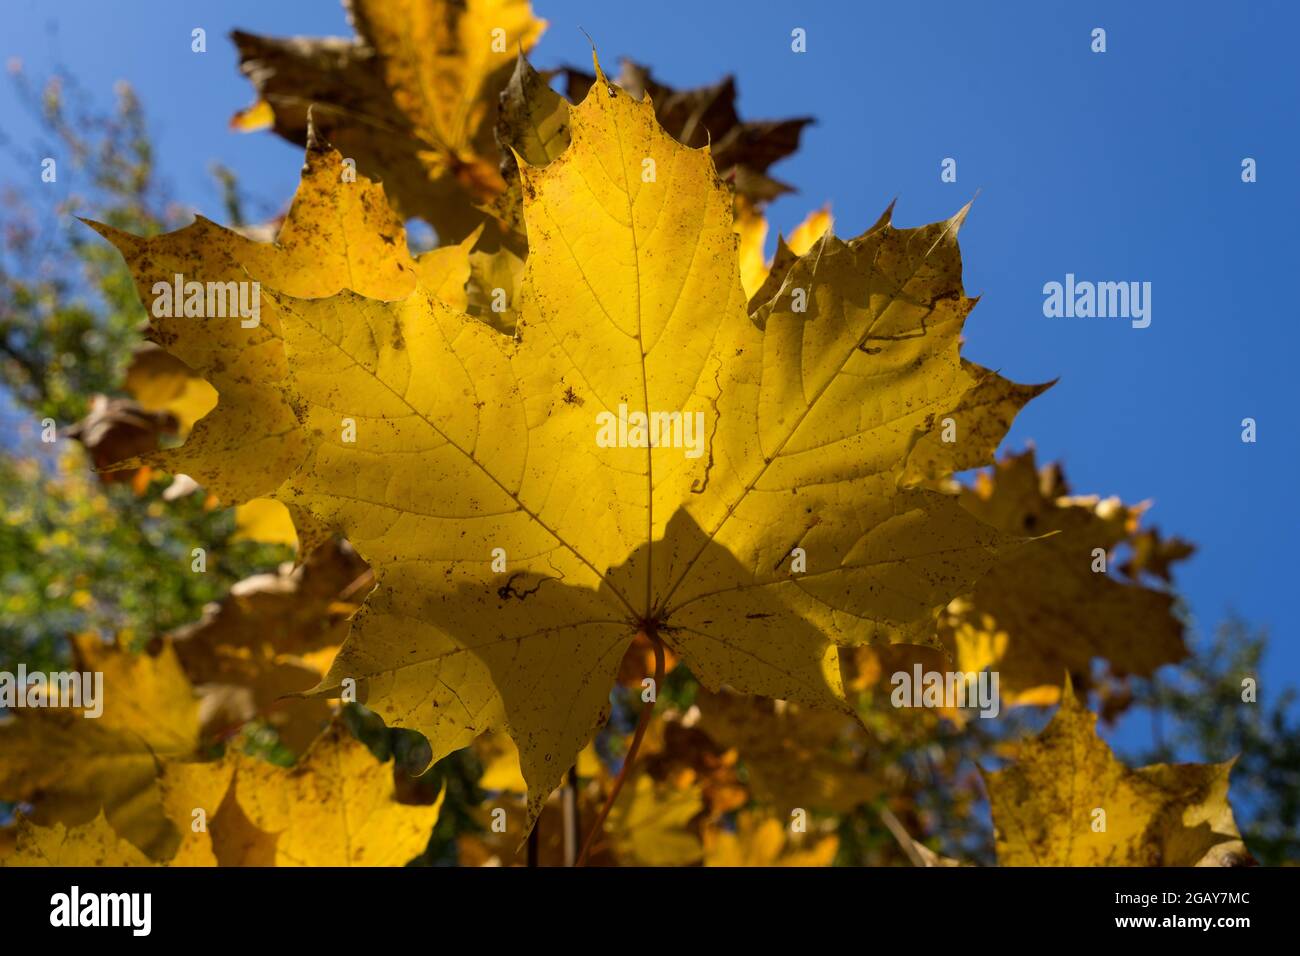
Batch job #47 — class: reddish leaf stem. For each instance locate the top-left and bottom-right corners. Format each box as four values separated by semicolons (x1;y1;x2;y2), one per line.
575;630;664;866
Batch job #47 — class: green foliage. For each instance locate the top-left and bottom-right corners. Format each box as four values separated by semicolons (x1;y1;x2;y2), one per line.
0;69;178;423
0;454;290;671
0;69;290;672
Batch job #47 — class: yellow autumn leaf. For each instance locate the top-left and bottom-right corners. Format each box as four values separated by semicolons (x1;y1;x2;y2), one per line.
498;53;570;171
233;0;545;242
167;540;366;751
0;635;200;858
786;205;833;255
466;243;526;334
486;52;571;246
899;372;1053;487
694;689;878;813
147;54;1044;833
153;758;236;866
563;58;812;205
1119;527;1196;583
123;343;217;432
734;197;770;300
65;395;178;486
233;497;299;547
704;811;838;867
221;722;444;866
477;732;601;793
639;712;749;818
88;132;472;546
497;54;812;252
207;777;278;867
943;450;1189;703
1;812;154;867
984;683;1250;866
737;205;834;301
605;772;703;866
230;98;275;132
842;641;968;723
33;756;240;868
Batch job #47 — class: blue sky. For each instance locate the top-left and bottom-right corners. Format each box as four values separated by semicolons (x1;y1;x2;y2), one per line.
4;1;1297;712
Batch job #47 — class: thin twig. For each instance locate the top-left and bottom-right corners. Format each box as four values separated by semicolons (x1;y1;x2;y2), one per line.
878;804;927;867
337;568;376;603
562;765;581;867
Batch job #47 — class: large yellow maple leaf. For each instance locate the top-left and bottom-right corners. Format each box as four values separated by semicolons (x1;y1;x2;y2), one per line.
88;133;474;546
563;58;813;205
493;54;813;250
984;684;1250;866
255;57;1040;825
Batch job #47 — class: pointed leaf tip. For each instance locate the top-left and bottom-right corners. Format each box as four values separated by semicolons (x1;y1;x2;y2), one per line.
867;198;897;233
949;201;973;233
304;107;326;151
578;28;602;77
